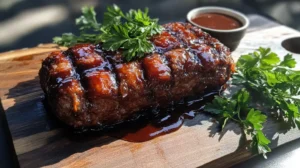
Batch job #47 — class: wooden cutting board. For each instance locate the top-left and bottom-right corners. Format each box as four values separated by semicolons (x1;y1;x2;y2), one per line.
1;15;300;168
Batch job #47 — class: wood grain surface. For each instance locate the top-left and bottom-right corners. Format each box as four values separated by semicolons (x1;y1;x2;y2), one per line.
1;15;300;168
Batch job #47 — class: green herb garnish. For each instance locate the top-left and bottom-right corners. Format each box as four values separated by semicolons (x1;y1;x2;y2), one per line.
205;89;271;158
233;47;300;128
53;6;102;47
53;5;163;61
205;47;300;158
99;5;163;61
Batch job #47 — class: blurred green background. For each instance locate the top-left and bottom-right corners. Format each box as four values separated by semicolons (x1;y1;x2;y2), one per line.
1;1;300;168
0;0;299;52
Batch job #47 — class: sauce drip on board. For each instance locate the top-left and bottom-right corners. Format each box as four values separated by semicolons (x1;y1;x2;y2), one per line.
109;91;219;142
44;89;221;142
192;13;242;30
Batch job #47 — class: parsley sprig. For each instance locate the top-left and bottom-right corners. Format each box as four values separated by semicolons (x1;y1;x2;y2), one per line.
53;6;101;47
233;47;300;128
205;48;300;158
53;5;163;61
205;89;271;158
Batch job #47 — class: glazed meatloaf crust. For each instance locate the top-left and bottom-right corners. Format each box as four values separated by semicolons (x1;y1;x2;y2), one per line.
39;22;235;128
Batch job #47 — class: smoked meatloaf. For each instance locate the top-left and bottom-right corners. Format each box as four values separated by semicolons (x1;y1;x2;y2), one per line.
39;22;235;128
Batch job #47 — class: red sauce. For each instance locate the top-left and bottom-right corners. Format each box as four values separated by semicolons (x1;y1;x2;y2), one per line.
191;13;242;30
67;90;222;142
121;115;184;142
120;110;201;142
109;91;218;142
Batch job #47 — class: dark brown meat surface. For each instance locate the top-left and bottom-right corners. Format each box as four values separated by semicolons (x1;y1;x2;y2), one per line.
39;22;235;128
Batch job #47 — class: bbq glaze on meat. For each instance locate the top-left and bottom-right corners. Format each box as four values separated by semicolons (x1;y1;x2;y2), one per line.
39;22;234;128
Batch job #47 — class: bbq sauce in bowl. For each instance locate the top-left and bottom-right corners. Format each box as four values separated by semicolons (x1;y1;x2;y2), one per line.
191;13;242;30
187;7;249;51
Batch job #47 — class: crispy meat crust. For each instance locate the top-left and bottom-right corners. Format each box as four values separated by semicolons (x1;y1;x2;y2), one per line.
39;22;234;127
